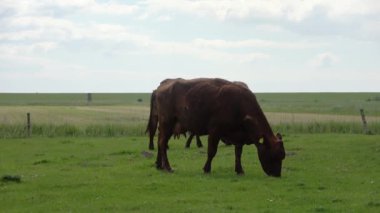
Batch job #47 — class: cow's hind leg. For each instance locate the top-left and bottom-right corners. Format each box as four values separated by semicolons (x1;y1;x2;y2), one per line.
158;125;173;172
196;135;203;148
148;115;158;150
185;134;194;148
155;133;162;169
235;144;244;175
203;133;219;173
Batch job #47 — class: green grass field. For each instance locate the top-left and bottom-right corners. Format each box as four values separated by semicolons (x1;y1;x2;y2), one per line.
1;93;380;115
1;135;379;212
0;93;151;106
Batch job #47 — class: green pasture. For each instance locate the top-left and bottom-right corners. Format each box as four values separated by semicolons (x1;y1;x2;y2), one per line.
0;93;379;212
1;135;379;212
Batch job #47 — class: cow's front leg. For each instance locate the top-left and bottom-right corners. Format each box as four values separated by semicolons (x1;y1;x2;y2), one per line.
235;144;244;175
203;133;219;173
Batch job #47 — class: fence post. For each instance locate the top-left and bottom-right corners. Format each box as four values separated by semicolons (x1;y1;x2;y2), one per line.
87;93;92;105
359;109;369;134
27;112;31;137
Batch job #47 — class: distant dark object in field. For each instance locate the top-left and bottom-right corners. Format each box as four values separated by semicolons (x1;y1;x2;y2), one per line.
87;93;92;104
366;96;380;102
286;151;296;156
33;159;49;165
137;98;143;102
1;175;21;183
141;151;153;158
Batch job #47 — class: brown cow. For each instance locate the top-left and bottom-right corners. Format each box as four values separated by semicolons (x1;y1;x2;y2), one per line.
146;78;233;150
152;78;285;177
147;79;248;150
184;81;248;149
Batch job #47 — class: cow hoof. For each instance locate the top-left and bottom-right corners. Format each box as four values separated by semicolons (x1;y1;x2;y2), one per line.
155;162;163;170
235;168;245;175
162;167;173;173
236;171;245;176
203;168;211;174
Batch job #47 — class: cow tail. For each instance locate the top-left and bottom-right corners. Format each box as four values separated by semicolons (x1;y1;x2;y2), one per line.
146;90;156;134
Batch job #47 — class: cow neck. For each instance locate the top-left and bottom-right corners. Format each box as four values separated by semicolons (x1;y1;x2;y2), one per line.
255;106;277;147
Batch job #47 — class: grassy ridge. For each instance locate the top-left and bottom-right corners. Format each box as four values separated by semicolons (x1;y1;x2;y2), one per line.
1;92;379;115
256;93;380;116
0;93;151;106
1;135;379;212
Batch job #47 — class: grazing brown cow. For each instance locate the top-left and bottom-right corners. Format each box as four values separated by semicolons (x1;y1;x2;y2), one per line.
152;78;285;177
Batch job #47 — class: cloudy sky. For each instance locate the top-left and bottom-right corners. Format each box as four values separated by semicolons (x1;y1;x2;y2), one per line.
0;0;379;92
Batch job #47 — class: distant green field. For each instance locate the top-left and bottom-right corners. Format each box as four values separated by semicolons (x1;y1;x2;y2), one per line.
0;93;379;137
1;135;379;212
255;93;380;116
0;93;151;106
1;92;379;115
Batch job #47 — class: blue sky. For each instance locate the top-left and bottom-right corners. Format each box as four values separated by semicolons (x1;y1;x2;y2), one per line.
0;0;379;92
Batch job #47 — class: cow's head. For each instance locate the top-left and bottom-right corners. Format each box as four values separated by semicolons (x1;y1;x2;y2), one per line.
255;133;285;177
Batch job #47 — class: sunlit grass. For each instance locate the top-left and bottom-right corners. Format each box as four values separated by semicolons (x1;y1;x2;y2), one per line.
1;135;379;212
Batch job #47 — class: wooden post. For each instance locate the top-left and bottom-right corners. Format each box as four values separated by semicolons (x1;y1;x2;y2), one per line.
27;112;31;137
360;109;369;134
87;93;92;105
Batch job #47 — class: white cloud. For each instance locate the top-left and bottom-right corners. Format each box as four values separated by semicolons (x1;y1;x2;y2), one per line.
1;15;151;45
140;0;380;21
319;0;380;18
311;52;339;68
140;0;380;41
0;0;138;16
157;15;172;22
255;24;285;33
192;38;325;49
360;20;380;40
133;40;270;63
